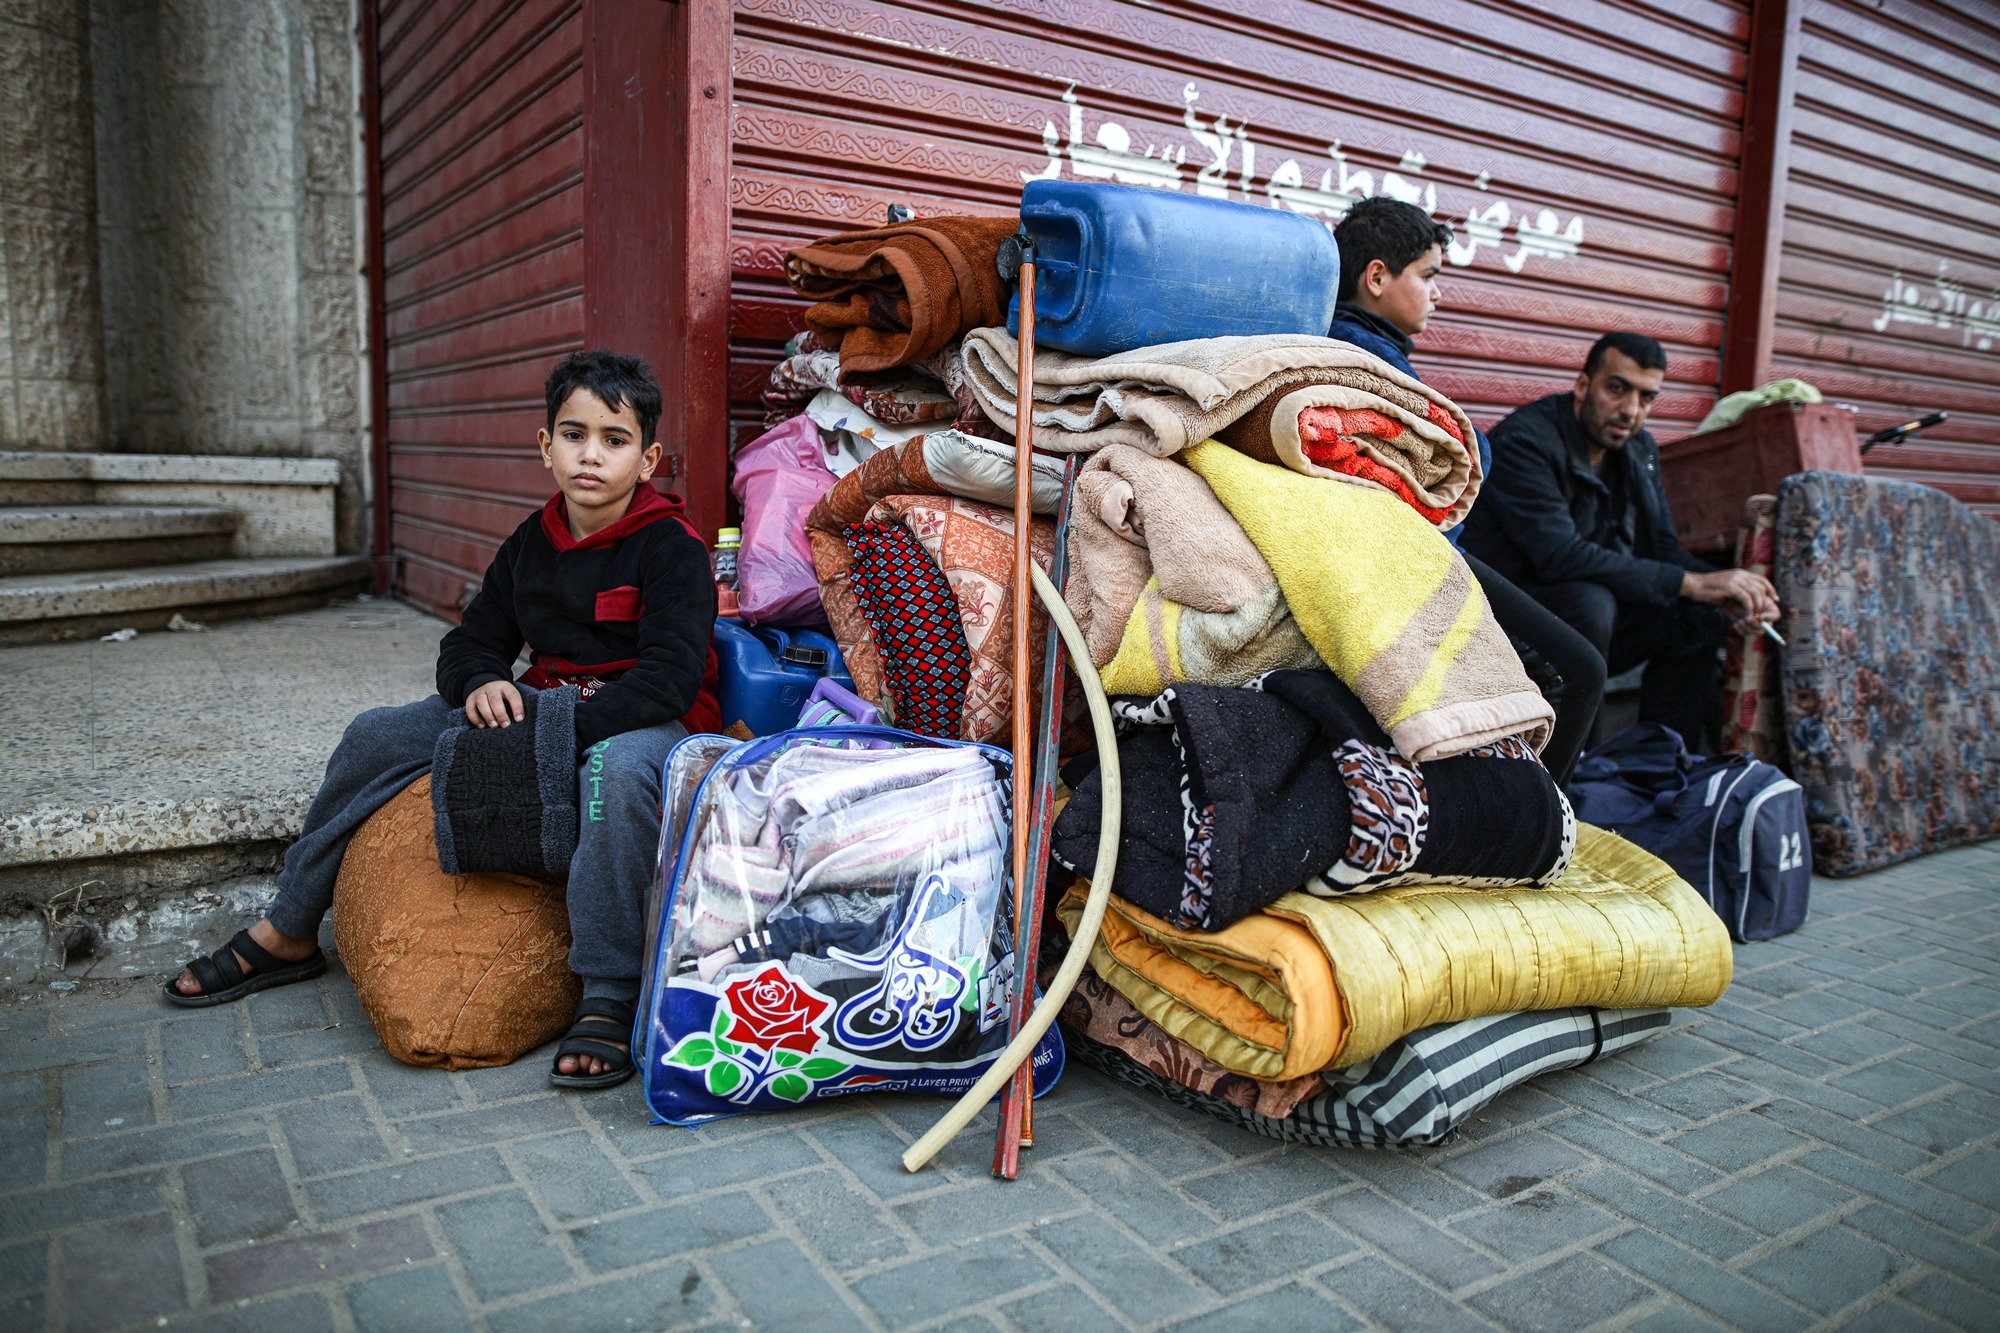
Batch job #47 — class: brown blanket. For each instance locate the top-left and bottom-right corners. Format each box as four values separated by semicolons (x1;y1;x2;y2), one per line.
786;217;1018;374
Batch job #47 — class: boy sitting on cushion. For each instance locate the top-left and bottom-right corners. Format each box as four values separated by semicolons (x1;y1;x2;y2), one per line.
166;349;720;1089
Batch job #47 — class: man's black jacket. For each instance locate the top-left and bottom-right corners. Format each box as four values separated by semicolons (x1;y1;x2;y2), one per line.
1461;392;1710;606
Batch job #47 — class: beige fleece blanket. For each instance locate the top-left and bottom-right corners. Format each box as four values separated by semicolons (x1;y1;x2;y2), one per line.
1068;445;1320;693
961;332;1480;522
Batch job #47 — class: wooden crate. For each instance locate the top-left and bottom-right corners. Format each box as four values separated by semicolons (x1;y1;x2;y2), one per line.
1658;401;1862;555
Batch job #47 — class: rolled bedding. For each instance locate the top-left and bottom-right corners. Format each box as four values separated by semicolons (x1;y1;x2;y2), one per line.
1067;1002;1672;1149
1182;441;1552;761
786;217;1019;374
1058;966;1326;1120
1051;670;1576;931
806;432;1067;715
1066;443;1319;694
959;331;1480;523
858;495;1054;745
1054;824;1733;1082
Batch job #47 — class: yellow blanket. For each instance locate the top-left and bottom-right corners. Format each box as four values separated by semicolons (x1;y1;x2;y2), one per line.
1181;440;1552;761
1057;824;1732;1081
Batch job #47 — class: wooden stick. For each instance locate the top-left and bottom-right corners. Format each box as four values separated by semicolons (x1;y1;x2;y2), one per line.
993;454;1077;1177
904;562;1121;1177
995;260;1038;1179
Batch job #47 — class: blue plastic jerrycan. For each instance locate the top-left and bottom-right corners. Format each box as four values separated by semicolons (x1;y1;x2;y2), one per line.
1006;179;1341;358
713;619;856;737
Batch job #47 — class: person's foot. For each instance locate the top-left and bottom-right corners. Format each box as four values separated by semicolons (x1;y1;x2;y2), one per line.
555;1047;621;1078
549;998;637;1089
172;918;317;997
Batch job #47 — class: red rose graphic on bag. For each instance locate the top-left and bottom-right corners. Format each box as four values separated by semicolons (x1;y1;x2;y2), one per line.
721;965;831;1054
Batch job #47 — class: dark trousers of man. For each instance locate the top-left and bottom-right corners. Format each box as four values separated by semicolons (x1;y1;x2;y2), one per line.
1463;552;1604;787
1525;580;1727;752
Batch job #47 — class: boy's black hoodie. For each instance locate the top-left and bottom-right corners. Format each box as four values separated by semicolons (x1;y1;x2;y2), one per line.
436;485;721;749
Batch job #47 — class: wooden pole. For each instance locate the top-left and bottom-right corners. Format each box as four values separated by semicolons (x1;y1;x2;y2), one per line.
996;261;1038;1177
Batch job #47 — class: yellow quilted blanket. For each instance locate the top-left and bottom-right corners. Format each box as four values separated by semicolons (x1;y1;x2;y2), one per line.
1057;824;1732;1081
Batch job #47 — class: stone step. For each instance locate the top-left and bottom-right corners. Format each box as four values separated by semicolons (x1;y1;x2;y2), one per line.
0;504;241;575
0;600;442;979
0;555;371;643
0;451;340;558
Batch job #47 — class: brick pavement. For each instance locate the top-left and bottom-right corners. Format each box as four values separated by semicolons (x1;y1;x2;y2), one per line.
1;843;1995;1332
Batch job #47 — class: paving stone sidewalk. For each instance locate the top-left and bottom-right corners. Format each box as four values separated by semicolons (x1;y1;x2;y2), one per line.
1;845;1996;1332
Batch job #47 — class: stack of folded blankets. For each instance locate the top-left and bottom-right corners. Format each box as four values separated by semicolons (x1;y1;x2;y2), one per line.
766;214;1069;744
764;216;1020;441
762;220;1734;1144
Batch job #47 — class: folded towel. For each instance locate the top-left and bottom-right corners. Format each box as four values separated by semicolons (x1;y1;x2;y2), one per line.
1057;824;1733;1080
960;331;1475;503
1183;441;1552;761
787;217;1019;373
1052;670;1574;930
429;685;579;876
1067;443;1319;692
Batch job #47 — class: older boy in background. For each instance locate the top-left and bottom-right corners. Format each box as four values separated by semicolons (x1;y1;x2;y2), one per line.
1328;197;1605;784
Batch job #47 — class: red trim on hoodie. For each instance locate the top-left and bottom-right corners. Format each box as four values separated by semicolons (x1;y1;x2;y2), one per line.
529;484;723;736
540;479;683;552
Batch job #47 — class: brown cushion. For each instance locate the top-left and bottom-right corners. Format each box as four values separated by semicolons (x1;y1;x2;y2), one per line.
334;775;580;1069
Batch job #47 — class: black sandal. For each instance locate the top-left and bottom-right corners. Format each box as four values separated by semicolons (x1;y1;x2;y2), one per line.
163;929;326;1008
550;998;637;1090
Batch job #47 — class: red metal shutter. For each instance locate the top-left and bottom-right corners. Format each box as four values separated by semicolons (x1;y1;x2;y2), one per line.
371;0;588;619
367;1;711;619
1771;0;2000;517
727;0;1750;441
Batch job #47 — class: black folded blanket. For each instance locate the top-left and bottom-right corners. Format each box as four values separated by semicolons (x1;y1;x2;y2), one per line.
1052;670;1573;930
431;685;580;877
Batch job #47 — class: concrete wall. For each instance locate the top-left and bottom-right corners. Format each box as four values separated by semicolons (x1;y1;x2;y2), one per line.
90;0;369;552
0;0;107;450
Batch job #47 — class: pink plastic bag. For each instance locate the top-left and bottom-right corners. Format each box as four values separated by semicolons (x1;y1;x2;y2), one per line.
730;415;837;627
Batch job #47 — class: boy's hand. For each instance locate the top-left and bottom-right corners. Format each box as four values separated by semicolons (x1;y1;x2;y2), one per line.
466;680;525;728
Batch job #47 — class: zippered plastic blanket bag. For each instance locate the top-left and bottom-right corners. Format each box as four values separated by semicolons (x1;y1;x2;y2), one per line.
639;726;1063;1125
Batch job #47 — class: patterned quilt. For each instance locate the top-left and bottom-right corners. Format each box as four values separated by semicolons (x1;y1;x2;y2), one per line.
1775;471;2000;875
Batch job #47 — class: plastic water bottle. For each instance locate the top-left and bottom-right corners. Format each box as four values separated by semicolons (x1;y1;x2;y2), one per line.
713;527;741;617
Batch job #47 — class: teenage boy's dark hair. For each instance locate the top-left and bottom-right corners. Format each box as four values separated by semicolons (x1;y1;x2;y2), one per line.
1333;197;1454;302
544;349;663;445
1583;331;1668;377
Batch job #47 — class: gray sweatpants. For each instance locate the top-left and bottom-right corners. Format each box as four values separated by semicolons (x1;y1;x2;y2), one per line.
267;692;687;1003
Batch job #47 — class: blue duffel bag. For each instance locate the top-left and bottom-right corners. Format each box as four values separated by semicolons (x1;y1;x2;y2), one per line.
1570;724;1811;942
